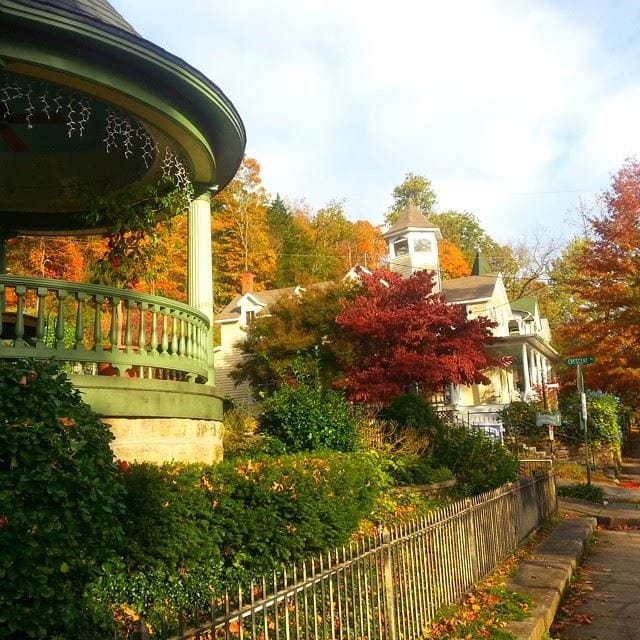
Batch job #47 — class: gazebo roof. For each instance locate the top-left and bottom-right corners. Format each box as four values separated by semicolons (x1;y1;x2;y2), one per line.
26;0;137;34
0;0;246;233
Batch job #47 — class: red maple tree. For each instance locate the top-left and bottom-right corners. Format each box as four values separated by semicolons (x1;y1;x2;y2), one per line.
335;269;503;404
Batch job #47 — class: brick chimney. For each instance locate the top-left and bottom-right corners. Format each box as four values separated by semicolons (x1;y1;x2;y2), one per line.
241;272;255;295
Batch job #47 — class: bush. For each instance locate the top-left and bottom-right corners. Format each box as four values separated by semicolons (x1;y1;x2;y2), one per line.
498;401;542;439
432;425;519;495
557;483;605;503
259;382;359;452
380;394;442;442
222;402;287;459
559;391;621;445
98;452;385;633
376;452;453;486
0;360;124;639
120;453;383;576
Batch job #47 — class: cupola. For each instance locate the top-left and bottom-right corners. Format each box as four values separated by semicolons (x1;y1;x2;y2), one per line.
382;200;443;289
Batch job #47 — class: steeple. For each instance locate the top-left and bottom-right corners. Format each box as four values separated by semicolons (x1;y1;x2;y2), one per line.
383;200;443;289
471;249;490;276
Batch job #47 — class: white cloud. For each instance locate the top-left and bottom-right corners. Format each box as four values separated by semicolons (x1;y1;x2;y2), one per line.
110;0;640;244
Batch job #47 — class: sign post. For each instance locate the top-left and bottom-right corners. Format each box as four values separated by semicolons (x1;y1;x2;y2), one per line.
565;356;595;486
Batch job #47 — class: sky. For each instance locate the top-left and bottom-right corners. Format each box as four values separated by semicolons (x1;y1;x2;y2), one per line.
111;0;640;244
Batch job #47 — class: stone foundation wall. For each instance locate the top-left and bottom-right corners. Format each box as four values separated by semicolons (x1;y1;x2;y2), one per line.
107;418;224;464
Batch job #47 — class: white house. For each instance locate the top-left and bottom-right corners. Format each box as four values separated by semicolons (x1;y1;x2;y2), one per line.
214;203;560;427
384;203;559;434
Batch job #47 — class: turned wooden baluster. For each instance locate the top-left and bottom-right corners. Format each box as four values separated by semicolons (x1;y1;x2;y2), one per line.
74;292;86;350
93;295;104;353
35;287;47;347
109;297;120;353
54;290;68;348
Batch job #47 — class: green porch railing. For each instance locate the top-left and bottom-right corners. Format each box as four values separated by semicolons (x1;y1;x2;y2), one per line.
0;275;210;382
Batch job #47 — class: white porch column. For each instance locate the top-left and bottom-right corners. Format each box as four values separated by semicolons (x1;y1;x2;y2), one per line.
188;191;215;385
529;350;540;387
521;344;531;398
535;352;545;387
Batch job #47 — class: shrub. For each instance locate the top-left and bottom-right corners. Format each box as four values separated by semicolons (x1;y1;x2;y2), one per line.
120;453;383;577
498;401;542;439
259;382;359;452
432;425;519;495
559;391;621;445
557;483;605;503
0;359;124;639
375;452;453;486
380;394;443;441
98;452;385;633
222;401;286;459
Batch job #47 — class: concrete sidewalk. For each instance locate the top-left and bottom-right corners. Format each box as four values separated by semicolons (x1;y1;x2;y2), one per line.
505;432;640;639
553;528;640;640
505;517;596;640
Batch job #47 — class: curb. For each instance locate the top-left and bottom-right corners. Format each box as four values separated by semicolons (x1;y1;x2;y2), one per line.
559;497;640;527
505;517;597;640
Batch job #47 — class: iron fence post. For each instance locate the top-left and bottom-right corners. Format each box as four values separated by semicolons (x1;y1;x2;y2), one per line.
378;524;397;640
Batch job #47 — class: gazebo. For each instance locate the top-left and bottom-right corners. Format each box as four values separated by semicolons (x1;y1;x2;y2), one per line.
0;0;246;461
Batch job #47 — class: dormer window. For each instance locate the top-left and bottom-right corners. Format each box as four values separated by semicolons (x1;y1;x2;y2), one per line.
413;238;432;253
394;238;409;256
245;310;256;326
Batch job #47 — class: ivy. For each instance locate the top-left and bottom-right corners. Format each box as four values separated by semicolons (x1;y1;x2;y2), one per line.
79;177;192;288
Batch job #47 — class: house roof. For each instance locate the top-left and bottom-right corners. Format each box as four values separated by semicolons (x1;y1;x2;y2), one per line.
441;274;499;304
383;201;442;238
510;296;538;316
216;287;297;322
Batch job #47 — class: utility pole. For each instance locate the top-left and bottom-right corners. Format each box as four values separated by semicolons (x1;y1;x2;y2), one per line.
565;356;595;487
576;363;591;487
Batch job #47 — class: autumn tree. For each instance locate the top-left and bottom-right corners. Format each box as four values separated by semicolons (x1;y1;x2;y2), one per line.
438;238;471;279
287;200;361;282
544;237;590;331
212;157;276;306
385;173;438;225
143;213;188;300
555;158;640;403
335;269;504;404
232;282;355;395
500;231;564;302
352;220;387;270
6;236;91;281
266;194;315;287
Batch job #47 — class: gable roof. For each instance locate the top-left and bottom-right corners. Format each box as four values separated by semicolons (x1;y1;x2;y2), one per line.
216;281;335;323
216;287;297;322
441;274;500;304
510;296;538;316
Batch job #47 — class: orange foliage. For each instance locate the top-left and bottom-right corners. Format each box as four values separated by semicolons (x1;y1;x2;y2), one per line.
352;220;387;269
438;239;471;279
557;158;640;401
212;157;276;305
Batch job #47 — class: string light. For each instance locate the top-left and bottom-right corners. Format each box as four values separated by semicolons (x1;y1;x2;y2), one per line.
0;72;191;189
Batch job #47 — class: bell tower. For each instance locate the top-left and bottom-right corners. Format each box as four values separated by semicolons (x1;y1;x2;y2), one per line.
383;201;443;290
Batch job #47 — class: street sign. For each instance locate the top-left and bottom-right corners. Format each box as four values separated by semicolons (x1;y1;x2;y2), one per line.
564;356;595;366
536;412;562;427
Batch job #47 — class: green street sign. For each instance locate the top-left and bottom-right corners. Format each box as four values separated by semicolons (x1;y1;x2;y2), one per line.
565;356;595;366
